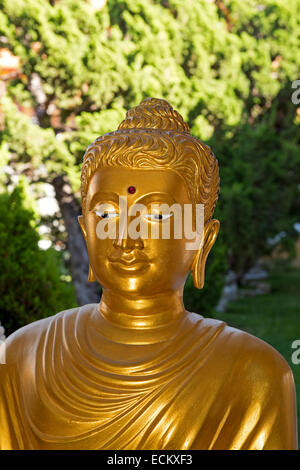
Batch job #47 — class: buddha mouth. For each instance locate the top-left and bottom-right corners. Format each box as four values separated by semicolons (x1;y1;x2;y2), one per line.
108;251;150;273
111;261;149;273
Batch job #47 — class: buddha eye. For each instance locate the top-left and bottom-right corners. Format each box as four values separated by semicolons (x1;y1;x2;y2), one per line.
144;213;172;221
94;210;119;219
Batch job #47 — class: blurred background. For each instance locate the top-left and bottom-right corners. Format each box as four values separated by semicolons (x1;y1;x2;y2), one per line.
0;0;299;438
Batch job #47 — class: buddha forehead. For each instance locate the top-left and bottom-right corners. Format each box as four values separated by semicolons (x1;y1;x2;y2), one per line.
86;167;192;206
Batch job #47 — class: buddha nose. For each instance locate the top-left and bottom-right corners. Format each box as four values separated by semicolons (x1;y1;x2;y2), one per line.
113;236;144;251
113;217;144;251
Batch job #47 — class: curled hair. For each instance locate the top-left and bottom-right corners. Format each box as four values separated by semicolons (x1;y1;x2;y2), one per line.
81;98;219;222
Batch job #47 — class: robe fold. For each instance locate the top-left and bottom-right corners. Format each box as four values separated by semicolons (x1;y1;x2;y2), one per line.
0;304;297;449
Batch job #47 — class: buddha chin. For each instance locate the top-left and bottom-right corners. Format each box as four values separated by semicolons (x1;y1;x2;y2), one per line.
0;98;297;450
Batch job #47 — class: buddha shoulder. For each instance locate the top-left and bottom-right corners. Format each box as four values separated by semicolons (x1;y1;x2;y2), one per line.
3;305;86;366
198;315;293;386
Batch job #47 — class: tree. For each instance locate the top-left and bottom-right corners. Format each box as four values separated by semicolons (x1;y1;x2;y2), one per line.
0;181;76;334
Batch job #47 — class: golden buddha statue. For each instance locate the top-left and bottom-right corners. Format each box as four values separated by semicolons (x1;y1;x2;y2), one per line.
0;98;297;450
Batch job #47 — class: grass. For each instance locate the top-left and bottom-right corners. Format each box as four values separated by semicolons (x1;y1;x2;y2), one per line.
213;261;300;447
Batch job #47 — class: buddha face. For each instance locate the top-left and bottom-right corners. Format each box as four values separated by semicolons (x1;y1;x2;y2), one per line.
79;166;205;296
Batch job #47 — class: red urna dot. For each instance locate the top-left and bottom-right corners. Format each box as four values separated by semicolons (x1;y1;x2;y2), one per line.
128;186;136;194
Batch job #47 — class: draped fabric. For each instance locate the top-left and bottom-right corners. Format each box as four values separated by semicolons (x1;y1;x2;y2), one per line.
0;304;297;449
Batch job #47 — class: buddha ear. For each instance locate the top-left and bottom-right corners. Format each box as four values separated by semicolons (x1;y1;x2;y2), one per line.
78;215;96;282
88;264;96;282
191;219;220;290
78;215;87;240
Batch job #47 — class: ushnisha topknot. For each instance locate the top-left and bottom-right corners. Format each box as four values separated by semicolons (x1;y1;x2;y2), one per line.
80;98;220;222
118;98;190;134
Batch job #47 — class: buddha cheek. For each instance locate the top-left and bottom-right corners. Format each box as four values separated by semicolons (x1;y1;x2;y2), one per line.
86;238;112;284
138;242;191;292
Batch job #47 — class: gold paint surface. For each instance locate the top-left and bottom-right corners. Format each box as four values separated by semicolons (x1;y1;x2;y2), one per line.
0;98;297;449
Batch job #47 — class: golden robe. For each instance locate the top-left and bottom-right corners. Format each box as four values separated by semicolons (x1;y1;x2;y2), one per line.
0;304;297;450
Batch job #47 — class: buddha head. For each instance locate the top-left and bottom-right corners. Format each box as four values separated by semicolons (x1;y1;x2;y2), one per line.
78;98;219;298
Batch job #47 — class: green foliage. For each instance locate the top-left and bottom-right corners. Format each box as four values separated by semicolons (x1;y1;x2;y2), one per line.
0;182;76;334
1;0;300;153
0;96;80;189
212;85;300;275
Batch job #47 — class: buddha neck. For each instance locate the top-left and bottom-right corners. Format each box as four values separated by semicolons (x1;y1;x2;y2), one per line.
99;287;185;330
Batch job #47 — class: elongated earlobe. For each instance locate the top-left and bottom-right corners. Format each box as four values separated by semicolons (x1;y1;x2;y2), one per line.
78;215;87;239
88;264;96;282
192;219;220;289
191;250;203;289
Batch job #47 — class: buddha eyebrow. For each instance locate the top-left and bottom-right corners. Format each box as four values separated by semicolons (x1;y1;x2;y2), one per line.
88;191;178;209
88;191;119;209
136;192;177;206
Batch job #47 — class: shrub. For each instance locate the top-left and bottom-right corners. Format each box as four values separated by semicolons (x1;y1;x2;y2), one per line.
211;94;300;277
0;182;77;334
